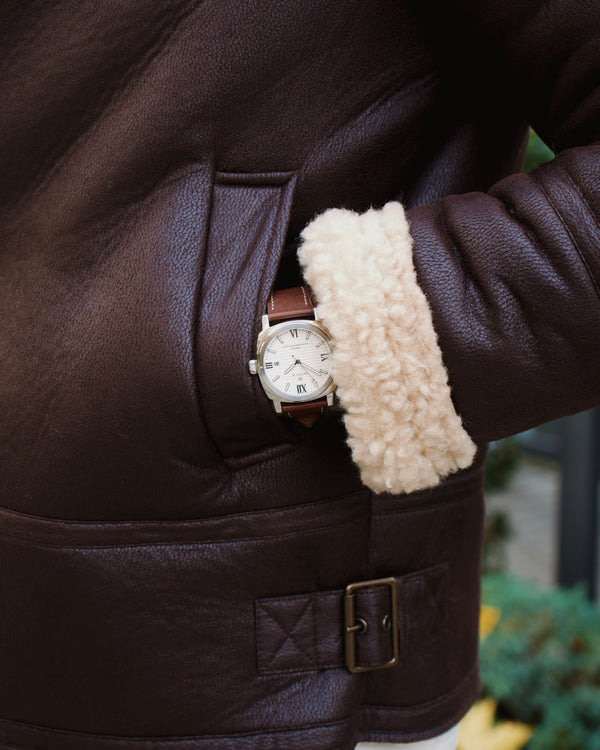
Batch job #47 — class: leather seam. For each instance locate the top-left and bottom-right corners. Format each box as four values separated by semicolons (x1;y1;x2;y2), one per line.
0;513;368;551
188;164;231;474
360;661;479;716
0;715;356;743
0;489;369;530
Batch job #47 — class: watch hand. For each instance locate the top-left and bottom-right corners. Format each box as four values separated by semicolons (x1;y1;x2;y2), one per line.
299;361;322;377
284;362;297;374
298;362;319;387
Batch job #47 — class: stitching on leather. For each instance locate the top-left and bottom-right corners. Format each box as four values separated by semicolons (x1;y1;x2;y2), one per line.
529;168;600;304
14;0;205;213
0;514;364;551
257;598;317;671
256;661;340;675
300;285;309;308
360;662;479;718
254;593;341;674
255;598;325;676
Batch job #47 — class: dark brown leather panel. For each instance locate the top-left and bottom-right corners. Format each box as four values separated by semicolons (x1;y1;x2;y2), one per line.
0;480;482;746
0;165;228;520
0;493;371;737
2;0;600;746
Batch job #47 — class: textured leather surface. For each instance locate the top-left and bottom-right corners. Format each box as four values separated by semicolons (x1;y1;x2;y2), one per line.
1;0;599;748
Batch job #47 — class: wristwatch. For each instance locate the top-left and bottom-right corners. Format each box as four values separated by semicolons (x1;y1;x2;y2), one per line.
248;286;336;427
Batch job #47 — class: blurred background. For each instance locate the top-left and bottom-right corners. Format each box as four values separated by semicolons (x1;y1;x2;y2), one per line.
457;132;600;750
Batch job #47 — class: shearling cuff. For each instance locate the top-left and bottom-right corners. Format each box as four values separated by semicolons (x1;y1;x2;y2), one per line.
298;202;476;495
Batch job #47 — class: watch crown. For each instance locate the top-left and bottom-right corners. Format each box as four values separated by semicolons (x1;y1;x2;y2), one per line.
248;359;257;375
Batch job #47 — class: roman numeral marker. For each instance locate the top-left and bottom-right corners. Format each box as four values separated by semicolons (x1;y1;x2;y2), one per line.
289;329;299;339
297;384;307;394
265;362;273;369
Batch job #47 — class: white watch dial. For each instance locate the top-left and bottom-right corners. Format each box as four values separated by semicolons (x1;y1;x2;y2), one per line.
260;322;333;401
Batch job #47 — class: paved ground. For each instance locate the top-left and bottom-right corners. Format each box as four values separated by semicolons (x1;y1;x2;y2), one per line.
485;455;561;588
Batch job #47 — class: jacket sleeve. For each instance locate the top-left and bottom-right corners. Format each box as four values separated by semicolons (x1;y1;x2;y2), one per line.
298;0;600;495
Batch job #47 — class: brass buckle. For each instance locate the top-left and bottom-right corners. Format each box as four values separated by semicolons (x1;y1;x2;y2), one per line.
344;576;399;674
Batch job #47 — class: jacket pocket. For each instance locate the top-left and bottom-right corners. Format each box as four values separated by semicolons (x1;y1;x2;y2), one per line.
196;171;298;459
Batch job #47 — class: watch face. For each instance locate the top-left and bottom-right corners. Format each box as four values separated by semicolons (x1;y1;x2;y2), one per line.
258;321;333;402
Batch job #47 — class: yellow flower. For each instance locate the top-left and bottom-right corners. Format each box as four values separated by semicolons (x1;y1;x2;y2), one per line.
459;607;534;749
480;605;501;640
458;698;534;750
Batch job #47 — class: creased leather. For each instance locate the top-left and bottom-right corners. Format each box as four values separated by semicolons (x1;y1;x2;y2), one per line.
1;0;599;748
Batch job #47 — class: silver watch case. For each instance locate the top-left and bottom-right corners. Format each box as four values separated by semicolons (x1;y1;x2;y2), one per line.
248;314;336;413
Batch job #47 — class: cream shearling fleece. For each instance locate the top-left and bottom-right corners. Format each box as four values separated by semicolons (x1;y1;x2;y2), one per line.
298;202;476;495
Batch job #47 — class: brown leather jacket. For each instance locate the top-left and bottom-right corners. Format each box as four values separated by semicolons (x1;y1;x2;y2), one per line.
1;1;599;748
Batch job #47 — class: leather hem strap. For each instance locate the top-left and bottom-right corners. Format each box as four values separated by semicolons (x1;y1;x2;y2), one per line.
255;562;448;675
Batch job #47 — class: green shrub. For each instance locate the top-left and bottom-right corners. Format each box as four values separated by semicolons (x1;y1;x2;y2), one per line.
523;130;554;173
481;575;600;749
484;437;522;492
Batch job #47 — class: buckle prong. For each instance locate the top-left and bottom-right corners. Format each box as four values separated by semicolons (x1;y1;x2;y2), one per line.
344;576;399;674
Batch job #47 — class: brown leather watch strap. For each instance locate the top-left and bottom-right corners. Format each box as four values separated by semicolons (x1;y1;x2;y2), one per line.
281;398;328;427
267;285;315;323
